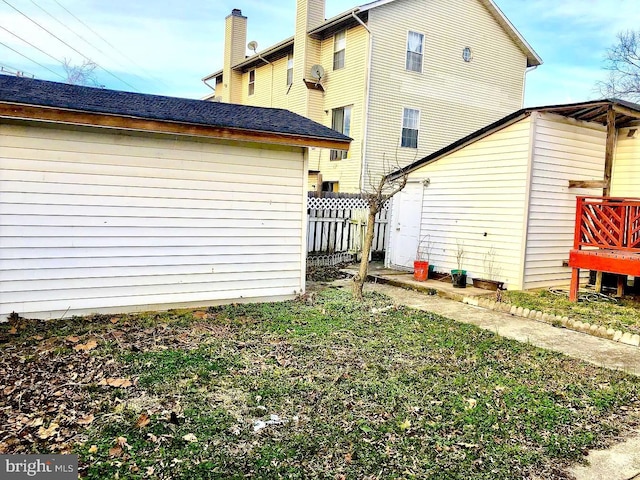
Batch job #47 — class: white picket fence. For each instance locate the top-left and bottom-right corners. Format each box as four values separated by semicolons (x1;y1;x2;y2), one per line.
307;195;389;266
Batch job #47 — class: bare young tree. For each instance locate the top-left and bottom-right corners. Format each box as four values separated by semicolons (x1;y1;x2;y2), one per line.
597;30;640;102
62;58;100;87
352;161;408;301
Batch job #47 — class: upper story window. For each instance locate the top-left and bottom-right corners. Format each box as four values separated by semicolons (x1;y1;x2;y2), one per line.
401;108;420;148
406;31;424;72
333;30;346;70
248;69;255;95
330;105;351;160
287;54;294;86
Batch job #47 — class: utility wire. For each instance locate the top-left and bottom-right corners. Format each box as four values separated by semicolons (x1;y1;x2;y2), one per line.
0;39;65;80
52;0;171;91
0;0;141;91
0;24;63;65
29;0;165;91
30;0;111;58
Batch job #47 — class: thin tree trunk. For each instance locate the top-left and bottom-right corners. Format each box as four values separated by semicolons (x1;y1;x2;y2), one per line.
352;207;378;301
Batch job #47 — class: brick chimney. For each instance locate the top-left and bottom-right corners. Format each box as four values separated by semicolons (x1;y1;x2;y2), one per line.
291;0;325;117
222;8;247;104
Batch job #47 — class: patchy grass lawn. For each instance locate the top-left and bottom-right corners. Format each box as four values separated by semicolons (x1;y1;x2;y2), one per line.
2;288;640;479
503;289;640;336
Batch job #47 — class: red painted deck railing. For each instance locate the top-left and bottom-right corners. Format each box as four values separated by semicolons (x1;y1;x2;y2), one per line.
569;196;640;301
573;196;640;251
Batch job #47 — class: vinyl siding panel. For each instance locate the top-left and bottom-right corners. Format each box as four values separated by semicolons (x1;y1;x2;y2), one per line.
523;112;606;289
0;123;306;319
311;25;368;192
396;117;532;289
366;0;527;183
611;127;640;197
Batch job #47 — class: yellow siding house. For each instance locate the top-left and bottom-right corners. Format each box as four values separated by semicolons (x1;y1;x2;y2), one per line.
203;0;541;193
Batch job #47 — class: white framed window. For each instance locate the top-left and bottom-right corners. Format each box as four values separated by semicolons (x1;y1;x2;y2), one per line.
248;69;255;95
286;53;294;86
401;108;419;148
406;31;424;72
333;30;346;70
330;105;352;160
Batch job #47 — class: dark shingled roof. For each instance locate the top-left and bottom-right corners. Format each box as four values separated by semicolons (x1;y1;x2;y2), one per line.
0;75;351;142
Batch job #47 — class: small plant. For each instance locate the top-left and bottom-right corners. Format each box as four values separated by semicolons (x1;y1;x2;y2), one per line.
416;234;433;262
483;246;502;281
455;240;465;271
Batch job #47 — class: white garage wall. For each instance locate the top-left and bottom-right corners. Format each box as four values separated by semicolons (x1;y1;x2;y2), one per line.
402;117;532;289
0;122;306;319
523;112;606;289
611;126;640;197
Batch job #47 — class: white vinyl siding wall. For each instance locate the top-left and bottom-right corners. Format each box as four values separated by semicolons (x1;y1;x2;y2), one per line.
402;117;532;289
611;127;640;197
0;123;306;319
365;0;528;183
523;112;606;289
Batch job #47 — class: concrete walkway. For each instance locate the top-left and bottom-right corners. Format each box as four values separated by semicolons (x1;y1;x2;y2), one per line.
328;278;640;480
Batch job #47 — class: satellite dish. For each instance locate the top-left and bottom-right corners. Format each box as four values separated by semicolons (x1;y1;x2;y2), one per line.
310;64;325;80
247;40;258;53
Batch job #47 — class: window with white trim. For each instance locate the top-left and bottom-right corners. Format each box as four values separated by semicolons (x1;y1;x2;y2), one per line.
401;108;419;148
330;105;351;160
406;31;424;72
248;69;255;95
286;54;293;86
333;30;346;70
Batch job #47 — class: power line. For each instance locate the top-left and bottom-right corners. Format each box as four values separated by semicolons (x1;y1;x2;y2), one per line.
29;0;163;90
0;0;141;92
0;24;63;65
0;39;65;80
52;0;172;91
30;0;111;58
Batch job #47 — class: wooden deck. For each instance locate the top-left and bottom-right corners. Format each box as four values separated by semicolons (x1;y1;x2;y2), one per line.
569;196;640;301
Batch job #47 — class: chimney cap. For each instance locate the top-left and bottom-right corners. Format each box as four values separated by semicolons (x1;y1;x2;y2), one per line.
231;8;243;16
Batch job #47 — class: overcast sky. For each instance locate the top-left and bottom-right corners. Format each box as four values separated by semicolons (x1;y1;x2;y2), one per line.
0;0;638;106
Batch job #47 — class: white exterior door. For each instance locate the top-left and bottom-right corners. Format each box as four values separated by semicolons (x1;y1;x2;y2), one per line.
389;181;424;268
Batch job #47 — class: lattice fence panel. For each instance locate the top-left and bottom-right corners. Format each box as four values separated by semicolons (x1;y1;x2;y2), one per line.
307;196;390;258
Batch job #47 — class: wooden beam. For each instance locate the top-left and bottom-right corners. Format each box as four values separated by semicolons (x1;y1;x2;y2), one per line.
0;102;352;151
568;180;608;189
612;104;640;120
603;106;616;196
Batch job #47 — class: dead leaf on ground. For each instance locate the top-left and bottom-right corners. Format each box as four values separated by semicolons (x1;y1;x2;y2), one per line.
182;433;198;443
29;417;44;428
135;413;150;428
110;317;120;324
88;445;98;454
108;445;123;457
77;414;94;425
8;327;17;335
65;335;80;343
98;378;132;388
74;339;98;351
37;423;59;439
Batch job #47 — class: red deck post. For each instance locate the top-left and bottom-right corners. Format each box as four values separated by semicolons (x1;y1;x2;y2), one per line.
569;267;580;302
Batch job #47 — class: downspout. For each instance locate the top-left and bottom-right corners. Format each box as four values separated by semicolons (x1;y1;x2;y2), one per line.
351;10;372;191
521;65;537;107
256;54;274;108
